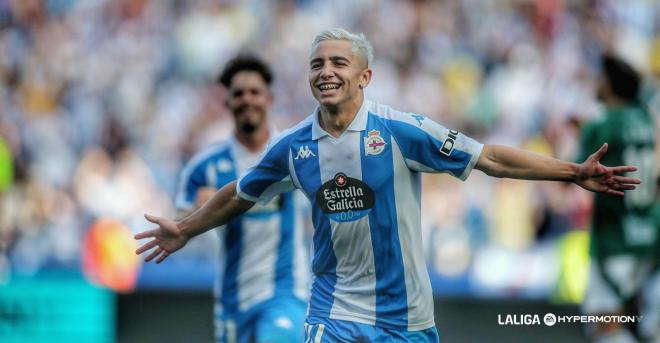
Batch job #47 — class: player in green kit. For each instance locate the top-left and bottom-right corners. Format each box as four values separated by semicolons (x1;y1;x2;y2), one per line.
579;54;660;343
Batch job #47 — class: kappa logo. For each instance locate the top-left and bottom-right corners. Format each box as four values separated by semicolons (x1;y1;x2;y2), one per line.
411;114;425;126
216;159;233;173
294;145;316;160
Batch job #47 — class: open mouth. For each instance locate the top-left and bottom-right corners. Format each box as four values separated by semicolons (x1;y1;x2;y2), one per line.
236;106;261;117
317;83;341;94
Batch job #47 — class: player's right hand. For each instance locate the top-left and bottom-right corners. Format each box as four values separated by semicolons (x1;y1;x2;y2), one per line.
134;213;189;264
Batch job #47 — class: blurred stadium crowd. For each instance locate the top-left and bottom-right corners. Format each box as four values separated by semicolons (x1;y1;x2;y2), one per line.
0;0;658;300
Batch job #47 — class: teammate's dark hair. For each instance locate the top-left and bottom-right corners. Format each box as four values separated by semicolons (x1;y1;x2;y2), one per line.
601;54;640;103
218;54;273;88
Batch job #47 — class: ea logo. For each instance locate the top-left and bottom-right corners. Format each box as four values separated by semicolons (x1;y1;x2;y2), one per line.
543;313;556;326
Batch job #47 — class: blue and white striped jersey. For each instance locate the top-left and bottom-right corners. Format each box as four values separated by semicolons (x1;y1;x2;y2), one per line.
176;136;309;315
237;99;484;331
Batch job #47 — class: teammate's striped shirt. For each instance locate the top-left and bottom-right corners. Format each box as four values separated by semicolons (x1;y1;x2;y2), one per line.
237;99;483;330
176;136;309;315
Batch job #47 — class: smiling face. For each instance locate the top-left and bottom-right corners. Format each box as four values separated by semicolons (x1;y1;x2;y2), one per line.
309;40;372;110
226;70;273;134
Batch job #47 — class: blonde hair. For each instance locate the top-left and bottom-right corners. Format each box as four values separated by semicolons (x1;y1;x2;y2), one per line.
311;28;374;67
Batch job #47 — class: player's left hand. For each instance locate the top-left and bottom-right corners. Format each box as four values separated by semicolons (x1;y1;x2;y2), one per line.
575;143;641;196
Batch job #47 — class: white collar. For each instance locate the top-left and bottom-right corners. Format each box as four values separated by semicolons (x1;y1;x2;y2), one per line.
311;99;370;140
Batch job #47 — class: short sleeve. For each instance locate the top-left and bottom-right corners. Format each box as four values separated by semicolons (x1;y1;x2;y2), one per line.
237;137;295;204
175;162;209;212
389;114;483;180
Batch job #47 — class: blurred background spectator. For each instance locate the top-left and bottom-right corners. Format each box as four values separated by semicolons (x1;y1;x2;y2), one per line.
0;0;657;341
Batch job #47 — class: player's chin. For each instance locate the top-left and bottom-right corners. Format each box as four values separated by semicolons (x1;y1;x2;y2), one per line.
236;109;265;124
316;94;341;107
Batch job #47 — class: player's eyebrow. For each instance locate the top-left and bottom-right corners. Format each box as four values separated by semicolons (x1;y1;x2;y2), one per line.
309;55;351;66
329;56;350;64
310;57;323;66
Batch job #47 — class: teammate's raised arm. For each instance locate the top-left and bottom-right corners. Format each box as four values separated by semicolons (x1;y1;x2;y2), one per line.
135;181;254;263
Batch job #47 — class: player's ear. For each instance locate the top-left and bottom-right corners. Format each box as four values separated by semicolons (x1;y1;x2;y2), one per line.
359;68;372;89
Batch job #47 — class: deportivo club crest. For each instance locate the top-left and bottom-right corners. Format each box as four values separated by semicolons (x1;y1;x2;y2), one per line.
364;130;386;156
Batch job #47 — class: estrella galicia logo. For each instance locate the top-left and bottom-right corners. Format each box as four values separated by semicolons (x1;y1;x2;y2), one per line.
316;172;375;222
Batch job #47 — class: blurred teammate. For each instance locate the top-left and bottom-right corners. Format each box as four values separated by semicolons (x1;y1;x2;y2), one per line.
136;29;640;342
578;54;660;343
174;55;308;343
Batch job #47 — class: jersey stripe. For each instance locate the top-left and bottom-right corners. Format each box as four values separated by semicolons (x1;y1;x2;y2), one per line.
275;192;295;297
222;219;242;313
390;138;435;330
291;126;338;318
364;114;408;327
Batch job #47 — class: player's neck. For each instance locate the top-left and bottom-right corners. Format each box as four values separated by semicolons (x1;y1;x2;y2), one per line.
318;94;363;138
234;124;269;153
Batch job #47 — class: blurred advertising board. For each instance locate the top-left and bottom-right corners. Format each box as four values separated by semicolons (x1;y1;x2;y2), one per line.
0;273;114;343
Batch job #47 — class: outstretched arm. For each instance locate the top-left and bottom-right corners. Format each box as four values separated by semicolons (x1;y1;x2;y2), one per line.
475;143;640;196
135;181;254;263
